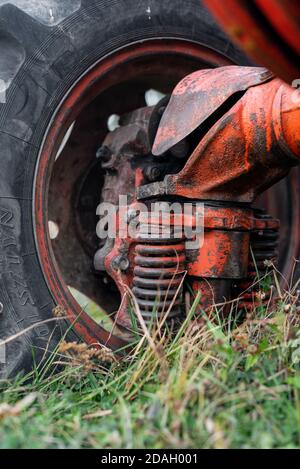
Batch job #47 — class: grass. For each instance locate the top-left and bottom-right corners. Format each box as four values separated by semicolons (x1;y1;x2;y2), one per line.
1;270;300;449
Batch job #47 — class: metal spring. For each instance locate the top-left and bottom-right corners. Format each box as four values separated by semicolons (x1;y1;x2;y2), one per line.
132;227;186;321
238;213;279;310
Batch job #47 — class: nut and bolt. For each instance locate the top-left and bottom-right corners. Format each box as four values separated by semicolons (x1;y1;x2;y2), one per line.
144;166;162;182
126;209;138;223
112;255;130;272
96;145;112;162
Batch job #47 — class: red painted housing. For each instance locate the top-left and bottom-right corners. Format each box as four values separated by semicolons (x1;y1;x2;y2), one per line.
152;67;300;203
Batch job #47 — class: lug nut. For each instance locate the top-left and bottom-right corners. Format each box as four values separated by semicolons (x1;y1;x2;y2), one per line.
112;255;130;272
96;145;112;161
144;166;162;182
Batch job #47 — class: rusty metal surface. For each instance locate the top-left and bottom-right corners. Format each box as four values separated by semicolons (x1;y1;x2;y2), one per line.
97;66;300;327
188;230;250;279
233;210;280;312
151;69;300;204
203;0;300;83
152;66;273;155
185;210;280;315
100;196;277;324
136;66;299;320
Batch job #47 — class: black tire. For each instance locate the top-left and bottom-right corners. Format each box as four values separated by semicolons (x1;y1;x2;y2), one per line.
0;0;251;378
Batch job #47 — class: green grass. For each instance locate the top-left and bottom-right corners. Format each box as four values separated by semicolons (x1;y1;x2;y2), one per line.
1;276;300;449
68;287;115;330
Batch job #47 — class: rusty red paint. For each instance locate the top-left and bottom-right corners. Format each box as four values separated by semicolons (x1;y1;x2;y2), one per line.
188;230;250;279
104;236;135;330
102;198;278;321
153;69;300;203
103;199;188;328
190;278;233;313
233;211;280;312
103;61;299;321
152;66;273;155
149;65;299;316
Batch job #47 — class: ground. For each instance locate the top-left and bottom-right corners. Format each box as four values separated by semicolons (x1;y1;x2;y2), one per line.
1;271;300;449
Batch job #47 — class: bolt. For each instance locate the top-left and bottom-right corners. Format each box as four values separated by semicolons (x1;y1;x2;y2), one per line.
96;145;112;161
126;209;138;223
0;302;3;314
112;255;130;272
144;166;162;182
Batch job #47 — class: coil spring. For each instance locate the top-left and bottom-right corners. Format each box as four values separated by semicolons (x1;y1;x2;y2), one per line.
132;223;186;322
238;212;279;310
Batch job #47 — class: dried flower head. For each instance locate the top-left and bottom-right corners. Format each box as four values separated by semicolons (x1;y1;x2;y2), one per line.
53;305;67;317
58;340;116;372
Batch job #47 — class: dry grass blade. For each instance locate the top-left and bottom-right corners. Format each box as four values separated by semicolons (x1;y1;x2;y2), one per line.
123;285;159;357
1;317;69;346
0;393;37;420
83;409;112;420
